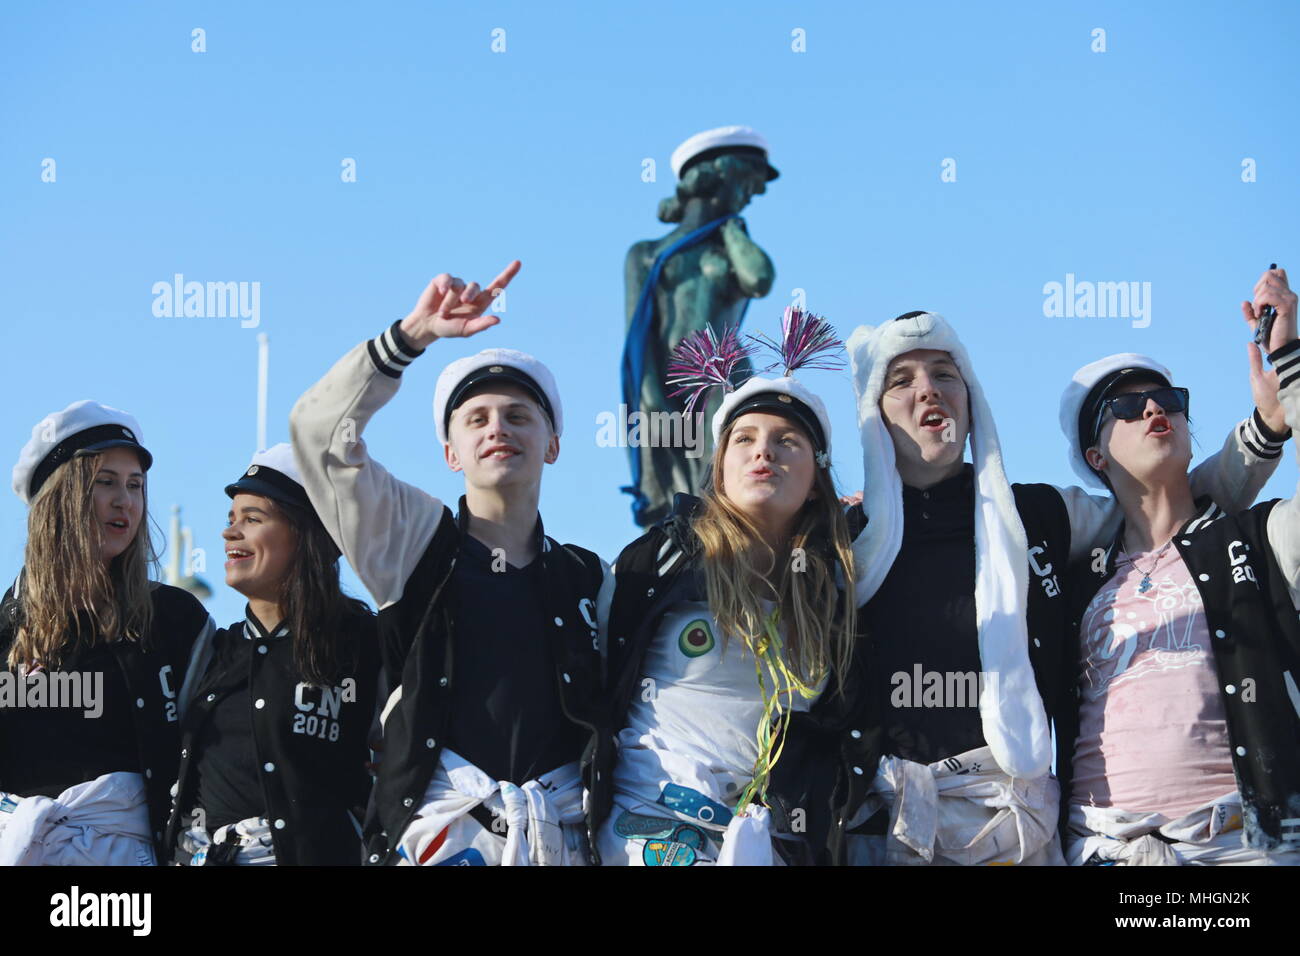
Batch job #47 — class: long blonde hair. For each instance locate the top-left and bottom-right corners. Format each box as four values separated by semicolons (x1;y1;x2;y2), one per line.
8;453;157;670
693;419;856;690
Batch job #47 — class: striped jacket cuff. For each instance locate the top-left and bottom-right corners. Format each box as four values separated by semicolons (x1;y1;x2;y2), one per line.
1239;409;1289;460
367;321;425;379
1270;339;1300;392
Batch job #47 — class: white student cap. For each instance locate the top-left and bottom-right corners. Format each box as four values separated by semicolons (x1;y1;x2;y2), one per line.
225;443;311;510
670;125;780;181
433;349;563;444
12;400;153;504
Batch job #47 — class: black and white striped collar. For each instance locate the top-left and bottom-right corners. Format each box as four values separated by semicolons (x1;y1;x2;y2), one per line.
1182;497;1225;536
242;606;291;642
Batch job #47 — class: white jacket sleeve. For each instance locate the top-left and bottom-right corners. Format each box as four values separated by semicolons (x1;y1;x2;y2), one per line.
1264;343;1300;606
1057;411;1286;564
290;322;447;610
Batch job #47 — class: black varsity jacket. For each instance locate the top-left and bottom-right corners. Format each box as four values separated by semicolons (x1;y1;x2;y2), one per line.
162;607;381;866
1060;494;1300;849
597;492;854;863
0;577;213;861
778;478;1073;865
290;322;606;866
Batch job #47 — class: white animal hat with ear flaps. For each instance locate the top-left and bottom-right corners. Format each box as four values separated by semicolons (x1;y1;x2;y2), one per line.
847;311;1050;781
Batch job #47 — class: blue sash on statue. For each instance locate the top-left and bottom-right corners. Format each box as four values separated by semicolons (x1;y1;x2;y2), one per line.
619;214;749;524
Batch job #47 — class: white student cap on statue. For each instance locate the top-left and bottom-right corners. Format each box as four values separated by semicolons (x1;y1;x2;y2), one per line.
432;349;563;445
12;400;153;504
670;126;780;181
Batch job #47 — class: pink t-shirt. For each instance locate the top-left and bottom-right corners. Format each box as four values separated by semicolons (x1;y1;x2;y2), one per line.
1070;544;1237;818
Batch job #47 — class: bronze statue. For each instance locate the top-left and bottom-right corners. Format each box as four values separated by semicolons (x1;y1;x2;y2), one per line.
621;126;778;526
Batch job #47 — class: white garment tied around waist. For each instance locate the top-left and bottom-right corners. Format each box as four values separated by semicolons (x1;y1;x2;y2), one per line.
853;746;1063;866
0;771;155;866
398;748;587;866
1066;792;1300;866
178;816;277;866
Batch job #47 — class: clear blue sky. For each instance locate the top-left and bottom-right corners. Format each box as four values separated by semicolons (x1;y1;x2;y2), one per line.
2;1;1297;627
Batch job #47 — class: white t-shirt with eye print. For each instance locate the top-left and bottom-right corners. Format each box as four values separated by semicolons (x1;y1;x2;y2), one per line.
612;601;822;813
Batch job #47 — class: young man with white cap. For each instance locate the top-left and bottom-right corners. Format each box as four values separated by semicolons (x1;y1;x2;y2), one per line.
1057;266;1300;865
290;261;607;866
820;310;1283;866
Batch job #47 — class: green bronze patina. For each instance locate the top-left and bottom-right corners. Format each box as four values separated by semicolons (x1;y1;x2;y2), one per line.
624;148;776;527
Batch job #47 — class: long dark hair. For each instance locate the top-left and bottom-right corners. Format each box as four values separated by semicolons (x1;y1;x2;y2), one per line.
268;497;372;687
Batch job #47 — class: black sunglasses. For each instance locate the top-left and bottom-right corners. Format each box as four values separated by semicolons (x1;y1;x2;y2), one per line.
1092;386;1190;445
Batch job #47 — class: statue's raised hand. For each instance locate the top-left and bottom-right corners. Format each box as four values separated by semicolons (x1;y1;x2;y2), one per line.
399;260;521;349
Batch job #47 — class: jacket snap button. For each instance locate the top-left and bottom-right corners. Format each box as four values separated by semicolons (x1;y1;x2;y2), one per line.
1214;630;1226;639
258;645;268;654
264;762;275;772
274;819;286;829
181;748;188;758
426;738;436;748
403;797;413;807
136;698;145;708
255;698;265;709
1181;539;1191;546
853;766;864;775
145;769;152;779
206;693;216;702
850;729;862;739
1198;573;1209;582
1225;685;1236;695
1033;638;1041;648
368;854;380;864
922;511;930;520
1236;746;1247;757
646;587;655;597
563;673;572;683
554;617;563;626
439;677;448;687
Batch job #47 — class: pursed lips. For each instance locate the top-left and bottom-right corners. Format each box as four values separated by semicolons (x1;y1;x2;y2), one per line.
1146;414;1172;436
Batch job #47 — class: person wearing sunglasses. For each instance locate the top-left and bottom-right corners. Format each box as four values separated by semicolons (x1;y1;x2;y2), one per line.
1056;266;1300;864
800;309;1284;868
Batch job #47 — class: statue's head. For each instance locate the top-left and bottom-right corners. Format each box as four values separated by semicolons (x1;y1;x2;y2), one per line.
660;126;778;224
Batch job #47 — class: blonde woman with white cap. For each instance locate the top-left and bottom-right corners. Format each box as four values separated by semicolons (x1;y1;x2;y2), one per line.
831;310;1283;866
1056;266;1300;865
0;401;213;865
290;261;608;866
596;309;856;865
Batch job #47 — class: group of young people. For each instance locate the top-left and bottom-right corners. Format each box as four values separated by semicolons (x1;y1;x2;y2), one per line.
1;259;1297;867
